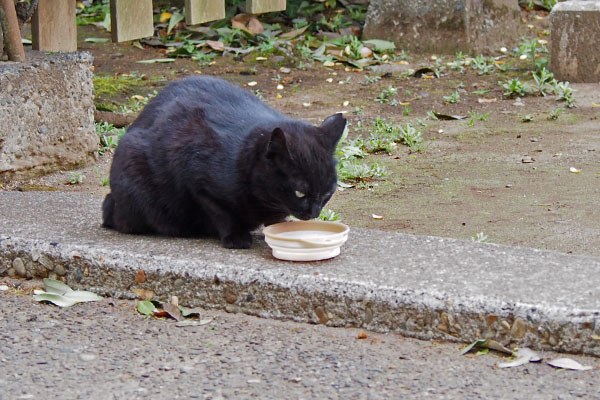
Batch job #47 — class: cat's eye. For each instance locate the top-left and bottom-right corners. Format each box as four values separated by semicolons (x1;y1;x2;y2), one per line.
295;190;306;198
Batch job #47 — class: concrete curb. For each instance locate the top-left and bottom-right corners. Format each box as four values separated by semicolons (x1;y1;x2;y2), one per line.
1;192;599;356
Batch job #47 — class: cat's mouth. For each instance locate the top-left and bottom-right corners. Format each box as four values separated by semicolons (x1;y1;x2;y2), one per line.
292;208;322;221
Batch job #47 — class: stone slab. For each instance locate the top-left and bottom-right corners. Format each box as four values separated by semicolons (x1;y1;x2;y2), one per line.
245;0;287;14
0;52;97;182
550;1;600;83
185;0;226;25
31;0;77;52
363;0;526;54
0;191;599;356
110;0;154;43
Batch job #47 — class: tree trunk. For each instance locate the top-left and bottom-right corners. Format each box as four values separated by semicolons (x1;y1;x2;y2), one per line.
0;0;25;61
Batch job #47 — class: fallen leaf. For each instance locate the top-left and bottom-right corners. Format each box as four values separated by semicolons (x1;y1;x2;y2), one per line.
413;67;434;78
461;339;512;355
547;358;593;371
167;11;185;35
175;318;213;328
205;40;225;52
521;156;535;163
136;58;176;64
84;37;109;43
498;348;541;368
137;301;157;316
279;25;308;40
159;11;172;23
357;332;368;339
132;287;155;300
135;269;146;283
179;305;203;317
337;181;354;188
231;13;264;35
431;111;466;120
43;278;73;295
33;293;78;307
363;39;396;52
162;302;183;321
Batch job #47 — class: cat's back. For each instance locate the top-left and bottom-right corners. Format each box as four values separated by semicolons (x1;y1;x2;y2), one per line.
132;76;287;136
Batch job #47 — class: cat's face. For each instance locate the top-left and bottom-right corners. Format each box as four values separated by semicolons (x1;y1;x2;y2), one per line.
252;114;346;220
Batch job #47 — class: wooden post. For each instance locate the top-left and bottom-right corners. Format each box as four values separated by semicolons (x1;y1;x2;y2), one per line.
110;0;154;43
0;0;25;60
246;0;286;14
185;0;225;25
31;0;76;52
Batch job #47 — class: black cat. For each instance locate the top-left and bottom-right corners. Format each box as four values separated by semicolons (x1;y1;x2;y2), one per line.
102;76;346;249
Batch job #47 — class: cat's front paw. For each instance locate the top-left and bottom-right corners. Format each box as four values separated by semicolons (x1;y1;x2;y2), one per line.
221;231;252;249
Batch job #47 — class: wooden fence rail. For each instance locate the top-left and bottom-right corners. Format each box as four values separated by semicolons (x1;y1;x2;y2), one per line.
31;0;286;52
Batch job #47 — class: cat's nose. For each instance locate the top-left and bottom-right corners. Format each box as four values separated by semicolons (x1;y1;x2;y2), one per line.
310;205;322;219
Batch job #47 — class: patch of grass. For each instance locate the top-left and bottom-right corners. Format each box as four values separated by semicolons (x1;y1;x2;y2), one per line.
443;91;460;104
67;172;85;185
318;208;340;221
467;111;490;126
501;78;528;98
548;108;563;120
375;86;397;104
337;159;389;183
96;122;126;155
93;74;149;97
555;81;575;108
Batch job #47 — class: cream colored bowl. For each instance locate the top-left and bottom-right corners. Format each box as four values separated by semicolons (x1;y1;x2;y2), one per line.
263;221;350;261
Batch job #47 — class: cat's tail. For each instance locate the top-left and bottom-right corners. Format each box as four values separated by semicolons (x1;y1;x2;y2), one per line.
102;193;115;228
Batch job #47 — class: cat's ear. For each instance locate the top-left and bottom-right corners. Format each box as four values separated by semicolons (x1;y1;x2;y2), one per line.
265;128;290;160
319;113;346;149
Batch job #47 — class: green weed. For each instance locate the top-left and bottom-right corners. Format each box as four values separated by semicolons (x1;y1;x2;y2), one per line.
443;91;460;104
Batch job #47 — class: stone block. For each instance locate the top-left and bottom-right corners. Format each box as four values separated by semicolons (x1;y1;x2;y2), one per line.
550;1;600;83
0;51;97;182
185;0;226;25
363;0;526;54
245;0;287;14
110;0;154;42
32;0;77;52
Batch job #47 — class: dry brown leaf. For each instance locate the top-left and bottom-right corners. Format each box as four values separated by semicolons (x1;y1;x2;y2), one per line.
135;269;146;283
231;13;264;35
206;40;224;52
132;287;155;300
162;302;183;321
279;25;309;39
357;332;368;339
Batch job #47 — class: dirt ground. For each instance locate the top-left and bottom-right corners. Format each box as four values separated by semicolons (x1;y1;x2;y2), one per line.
6;22;600;258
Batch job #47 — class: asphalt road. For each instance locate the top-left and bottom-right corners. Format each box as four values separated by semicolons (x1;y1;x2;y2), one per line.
0;279;598;400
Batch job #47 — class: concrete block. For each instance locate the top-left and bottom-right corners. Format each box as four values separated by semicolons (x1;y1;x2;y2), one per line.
0;51;97;182
550;1;600;83
31;0;77;52
110;0;154;43
363;0;526;54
